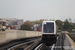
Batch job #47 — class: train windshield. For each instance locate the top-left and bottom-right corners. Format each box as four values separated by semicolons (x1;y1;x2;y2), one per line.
43;22;54;33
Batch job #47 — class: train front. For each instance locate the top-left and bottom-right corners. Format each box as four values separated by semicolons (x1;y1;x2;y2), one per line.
42;21;57;45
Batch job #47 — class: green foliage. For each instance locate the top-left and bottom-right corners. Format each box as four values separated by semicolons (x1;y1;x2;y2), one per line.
56;25;59;31
20;21;33;31
55;20;63;30
33;19;47;24
49;19;55;21
20;19;75;32
72;25;75;29
63;19;71;31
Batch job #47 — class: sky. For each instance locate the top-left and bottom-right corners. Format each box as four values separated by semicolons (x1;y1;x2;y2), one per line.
0;0;75;21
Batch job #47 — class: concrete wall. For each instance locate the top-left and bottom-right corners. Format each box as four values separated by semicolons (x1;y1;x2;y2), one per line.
0;30;42;44
64;34;75;50
0;32;6;43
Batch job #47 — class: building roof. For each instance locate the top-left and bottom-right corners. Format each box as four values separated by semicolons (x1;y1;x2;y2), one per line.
0;18;17;21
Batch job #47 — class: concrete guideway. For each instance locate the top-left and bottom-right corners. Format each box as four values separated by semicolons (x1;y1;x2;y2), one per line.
54;31;75;50
7;38;41;50
0;37;41;50
34;43;56;50
33;36;59;50
24;41;40;50
0;30;42;45
0;30;75;50
64;34;75;50
34;43;43;50
60;31;75;50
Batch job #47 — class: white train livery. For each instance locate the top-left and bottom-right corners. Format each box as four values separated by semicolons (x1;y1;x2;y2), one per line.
42;21;57;44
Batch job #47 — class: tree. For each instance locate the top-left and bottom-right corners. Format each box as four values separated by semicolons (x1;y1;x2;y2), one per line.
56;25;59;31
20;21;33;31
55;20;63;30
34;19;45;24
63;19;71;31
72;25;75;29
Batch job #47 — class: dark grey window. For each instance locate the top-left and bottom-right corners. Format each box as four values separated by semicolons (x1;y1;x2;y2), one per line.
0;22;1;24
2;22;6;26
43;22;54;33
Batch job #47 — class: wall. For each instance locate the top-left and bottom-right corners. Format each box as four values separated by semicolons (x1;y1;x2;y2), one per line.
0;32;6;43
64;34;75;50
0;30;42;44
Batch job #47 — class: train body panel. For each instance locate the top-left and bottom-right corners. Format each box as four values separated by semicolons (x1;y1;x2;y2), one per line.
42;21;57;45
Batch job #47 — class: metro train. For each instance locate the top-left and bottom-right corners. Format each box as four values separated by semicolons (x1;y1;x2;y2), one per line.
42;21;57;45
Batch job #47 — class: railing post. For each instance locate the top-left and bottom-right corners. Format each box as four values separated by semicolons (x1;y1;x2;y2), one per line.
61;32;63;50
61;31;65;50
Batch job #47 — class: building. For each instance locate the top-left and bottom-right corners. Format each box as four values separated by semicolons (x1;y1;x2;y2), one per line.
16;19;24;29
0;18;24;29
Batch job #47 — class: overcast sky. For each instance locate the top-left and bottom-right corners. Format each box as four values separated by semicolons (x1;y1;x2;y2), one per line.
0;0;75;21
